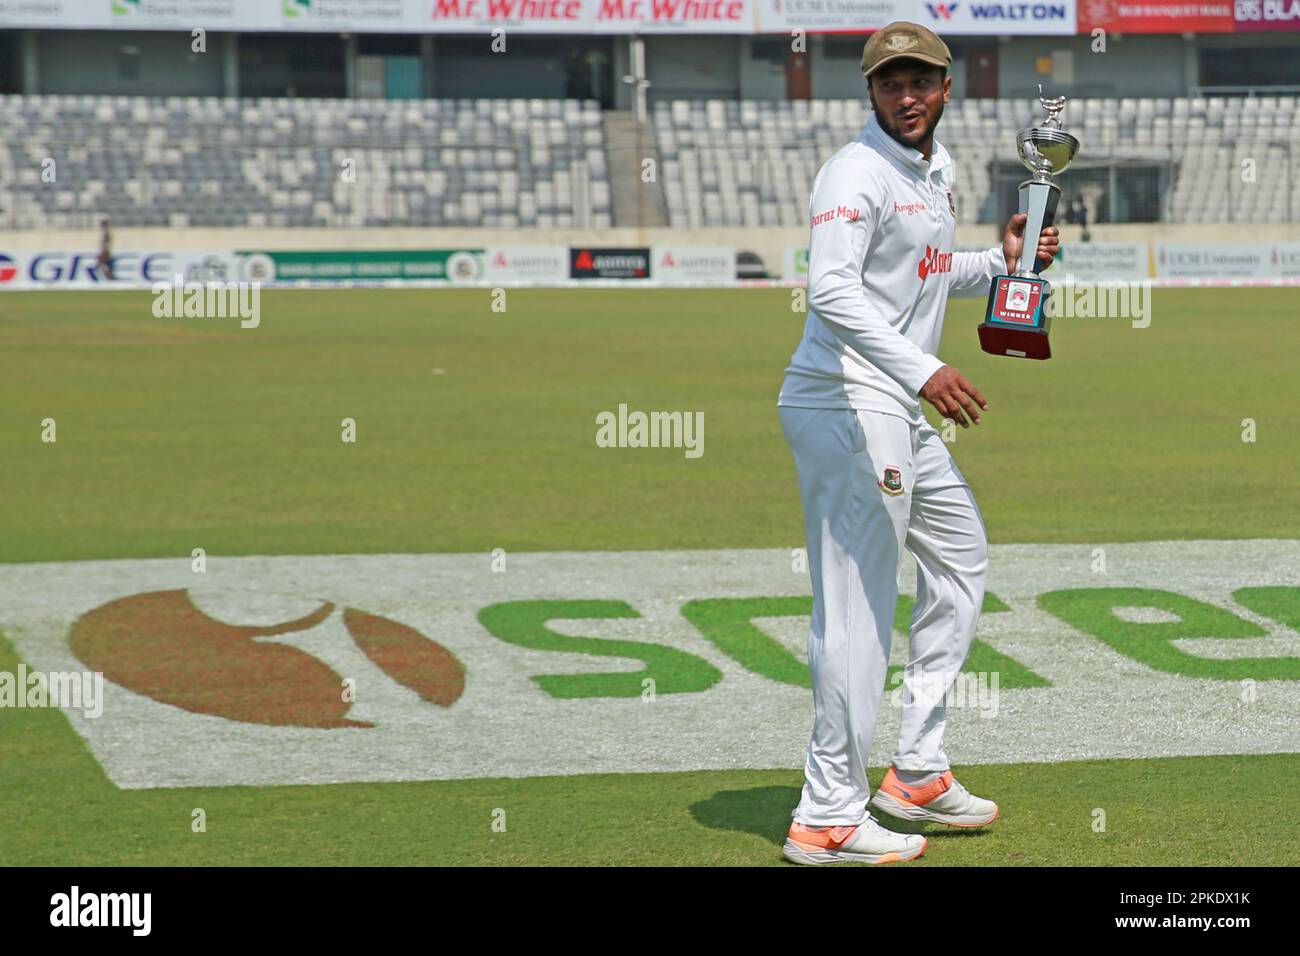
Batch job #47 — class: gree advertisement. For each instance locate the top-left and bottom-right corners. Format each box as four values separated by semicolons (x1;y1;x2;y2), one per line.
0;250;240;288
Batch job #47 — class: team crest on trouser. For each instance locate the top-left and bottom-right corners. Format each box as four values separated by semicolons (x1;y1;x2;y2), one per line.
879;465;904;496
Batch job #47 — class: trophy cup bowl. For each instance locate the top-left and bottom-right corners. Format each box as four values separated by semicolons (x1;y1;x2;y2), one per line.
1015;127;1080;178
979;87;1081;361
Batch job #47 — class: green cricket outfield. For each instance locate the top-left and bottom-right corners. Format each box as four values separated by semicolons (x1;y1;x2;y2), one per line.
1;287;1297;866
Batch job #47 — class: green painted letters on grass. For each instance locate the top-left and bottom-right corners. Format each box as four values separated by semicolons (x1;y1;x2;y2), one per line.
680;597;814;688
680;592;1047;689
895;594;1050;688
1038;587;1300;680
477;600;723;699
1233;586;1300;632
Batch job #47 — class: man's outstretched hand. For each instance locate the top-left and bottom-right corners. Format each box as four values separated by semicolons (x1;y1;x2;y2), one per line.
920;366;987;428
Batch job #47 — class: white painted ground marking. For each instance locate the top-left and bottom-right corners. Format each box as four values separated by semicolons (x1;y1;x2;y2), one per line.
0;540;1297;790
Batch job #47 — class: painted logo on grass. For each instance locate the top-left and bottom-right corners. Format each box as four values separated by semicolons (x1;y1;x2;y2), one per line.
68;589;464;727
2;542;1298;790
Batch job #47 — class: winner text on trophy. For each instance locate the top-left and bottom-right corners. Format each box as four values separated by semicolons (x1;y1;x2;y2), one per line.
979;86;1080;361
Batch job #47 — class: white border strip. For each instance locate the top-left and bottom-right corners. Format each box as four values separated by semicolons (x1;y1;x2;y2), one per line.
8;277;1300;291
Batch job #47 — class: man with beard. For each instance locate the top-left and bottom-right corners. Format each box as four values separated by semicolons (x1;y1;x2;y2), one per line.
778;21;1060;865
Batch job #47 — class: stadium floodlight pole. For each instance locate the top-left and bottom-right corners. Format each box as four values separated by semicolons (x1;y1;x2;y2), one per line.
622;35;651;228
622;35;649;125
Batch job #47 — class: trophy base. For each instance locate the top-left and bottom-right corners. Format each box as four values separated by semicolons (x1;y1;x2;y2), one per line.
979;274;1052;360
978;322;1051;360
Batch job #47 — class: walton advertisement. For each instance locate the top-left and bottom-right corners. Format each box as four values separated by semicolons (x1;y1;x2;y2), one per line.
921;1;1078;36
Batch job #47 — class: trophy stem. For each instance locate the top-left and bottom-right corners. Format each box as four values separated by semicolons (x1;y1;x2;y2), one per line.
1017;177;1061;278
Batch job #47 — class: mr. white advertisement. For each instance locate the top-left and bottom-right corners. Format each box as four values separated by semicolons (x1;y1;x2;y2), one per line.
428;0;757;33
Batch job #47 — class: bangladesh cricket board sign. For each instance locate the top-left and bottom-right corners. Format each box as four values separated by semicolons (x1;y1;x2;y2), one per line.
235;249;485;284
1;540;1297;790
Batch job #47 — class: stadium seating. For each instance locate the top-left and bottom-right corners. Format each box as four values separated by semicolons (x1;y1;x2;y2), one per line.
653;96;1300;227
0;95;612;229
1;93;1296;229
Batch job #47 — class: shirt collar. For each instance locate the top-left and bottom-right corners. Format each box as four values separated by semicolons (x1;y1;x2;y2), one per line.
864;109;951;177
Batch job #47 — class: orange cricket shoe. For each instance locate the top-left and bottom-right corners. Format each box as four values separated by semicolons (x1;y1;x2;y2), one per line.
869;768;1000;828
782;815;928;866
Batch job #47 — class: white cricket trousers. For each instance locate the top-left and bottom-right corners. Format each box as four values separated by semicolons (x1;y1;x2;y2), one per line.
779;405;989;827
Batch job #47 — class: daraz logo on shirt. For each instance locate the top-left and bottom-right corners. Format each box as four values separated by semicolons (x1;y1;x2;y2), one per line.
917;245;953;280
810;205;862;228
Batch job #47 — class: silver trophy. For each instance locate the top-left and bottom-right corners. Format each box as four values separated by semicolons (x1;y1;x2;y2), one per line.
979;86;1081;360
1014;86;1080;279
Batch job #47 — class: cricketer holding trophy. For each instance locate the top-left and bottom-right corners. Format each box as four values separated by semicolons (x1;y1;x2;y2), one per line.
777;21;1064;865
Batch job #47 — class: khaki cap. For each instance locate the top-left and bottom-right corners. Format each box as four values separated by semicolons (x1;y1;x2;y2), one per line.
861;21;952;79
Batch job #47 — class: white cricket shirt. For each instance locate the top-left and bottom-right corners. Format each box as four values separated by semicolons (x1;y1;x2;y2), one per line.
778;108;1009;423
